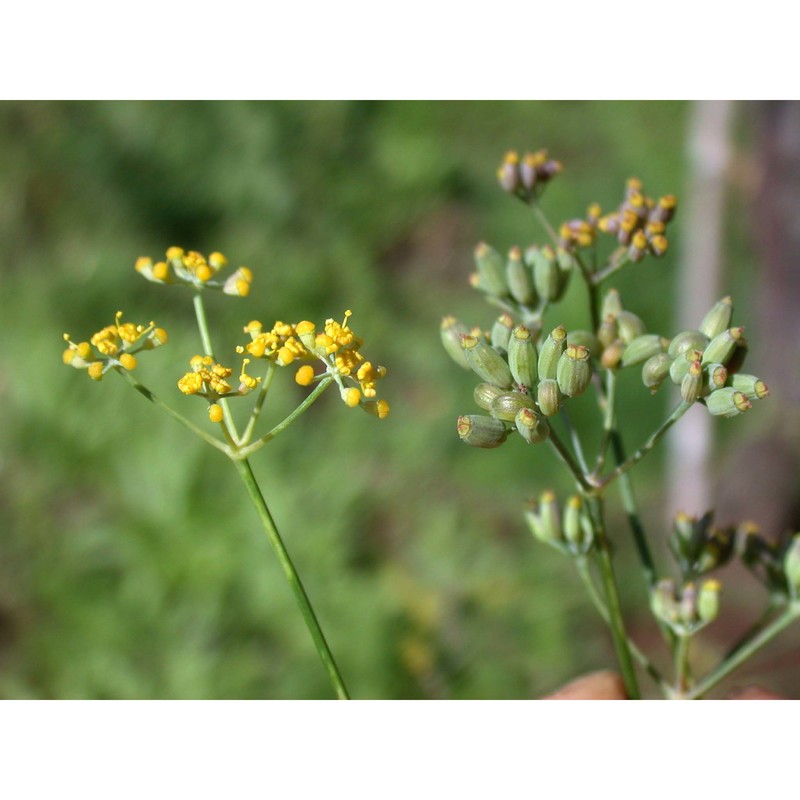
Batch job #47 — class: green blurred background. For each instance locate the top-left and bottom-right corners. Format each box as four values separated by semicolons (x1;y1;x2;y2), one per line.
1;101;796;698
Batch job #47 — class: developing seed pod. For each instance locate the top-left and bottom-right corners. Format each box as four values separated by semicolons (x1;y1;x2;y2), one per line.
440;317;471;370
490;313;515;353
473;382;504;411
702;327;745;367
508;325;538;389
621;334;667;367
461;335;514;388
697;579;722;624
567;330;601;359
668;329;710;360
642;352;672;393
515;407;550;444
563;495;585;550
601;288;624;319
491;391;535;422
650;194;677;224
699;296;733;339
597;314;619;349
730;374;769;401
705;363;728;392
531;246;562;301
537;378;562;416
628;230;648;262
679;583;699;627
615;311;647;344
474;242;508;297
670;349;703;385
457;415;508;448
539;490;562;544
506;246;536;305
556;345;592;397
538;325;567;380
783;534;800;597
680;359;703;404
648;235;669;257
695;526;736;575
651;579;680;626
725;337;748;375
601;341;624;370
705;387;751;418
524;501;547;544
497;151;521;194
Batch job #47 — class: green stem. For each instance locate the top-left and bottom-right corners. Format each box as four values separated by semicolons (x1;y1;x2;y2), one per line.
547;426;592;493
592;250;630;285
723;597;782;660
192;291;239;441
240;362;276;445
684;603;800;700
675;633;691;696
234;457;350;699
599;402;691;488
116;368;230;455
530;202;560;246
560;407;589;475
575;557;669;694
574;252;600;332
584;496;641;699
238;377;333;458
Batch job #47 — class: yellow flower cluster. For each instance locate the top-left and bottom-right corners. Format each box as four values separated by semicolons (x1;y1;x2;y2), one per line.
240;310;389;418
62;312;167;381
177;355;261;398
135;246;253;296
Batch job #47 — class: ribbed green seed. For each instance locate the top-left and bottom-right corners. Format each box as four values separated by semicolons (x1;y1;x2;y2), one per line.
506;246;536;305
474;242;508;297
680;360;703;404
490;313;515;353
731;373;769;400
622;334;666;367
699;296;733;339
642;352;672;392
670;349;703;384
567;330;601;359
456;415;508;448
491;391;535;422
539;490;562;543
615;311;646;344
702;327;744;366
473;382;504;411
537;378;562;416
556;344;592;397
531;246;561;301
667;329;709;359
515;407;549;444
507;325;538;389
537;325;567;380
461;335;514;388
705;387;751;418
440;316;471;370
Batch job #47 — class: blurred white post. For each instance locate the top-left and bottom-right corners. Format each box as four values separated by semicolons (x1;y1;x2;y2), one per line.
666;101;735;517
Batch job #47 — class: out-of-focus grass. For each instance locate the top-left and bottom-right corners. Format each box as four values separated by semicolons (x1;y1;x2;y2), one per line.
5;99;771;699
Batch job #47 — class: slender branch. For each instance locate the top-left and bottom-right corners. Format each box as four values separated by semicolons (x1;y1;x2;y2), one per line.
547;425;592;493
240;362;276;445
684;603;800;700
530;201;560;246
237;377;333;459
592;250;630;285
594;369;617;475
234;457;350;699
560;407;589;475
674;633;691;696
599;402;691;488
573;251;600;332
116;368;230;455
584;496;641;699
722;597;783;660
575;557;670;694
192;291;239;442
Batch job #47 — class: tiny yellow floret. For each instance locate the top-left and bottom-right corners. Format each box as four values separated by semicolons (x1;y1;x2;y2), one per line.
153;261;169;281
295;365;316;386
208;404;224;423
119;353;137;371
88;362;105;381
342;387;361;408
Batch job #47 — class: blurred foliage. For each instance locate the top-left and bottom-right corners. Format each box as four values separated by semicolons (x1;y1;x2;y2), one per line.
0;101;784;698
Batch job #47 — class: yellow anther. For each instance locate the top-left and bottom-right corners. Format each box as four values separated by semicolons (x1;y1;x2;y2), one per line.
152;261;169;281
208;251;227;271
375;399;390;419
295;365;316;386
166;246;184;260
119;353;137;371
277;346;296;366
135;256;153;273
88;362;104;381
178;372;204;395
235;279;250;297
196;264;212;282
208;404;224;423
342;387;361;408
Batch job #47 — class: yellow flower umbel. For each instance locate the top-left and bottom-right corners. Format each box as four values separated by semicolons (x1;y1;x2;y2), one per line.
135;246;253;296
177;355;262;421
238;320;308;365
62;312;167;381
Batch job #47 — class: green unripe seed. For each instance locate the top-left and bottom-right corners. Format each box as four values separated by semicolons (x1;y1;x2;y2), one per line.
538;325;567;380
456;414;508;448
597;314;619;349
706;363;728;392
508;325;538;389
440;316;471;370
705;387;751;418
555;248;575;300
474;242;508;297
525;503;547;543
680;359;703;404
622;334;667;367
642;352;672;392
473;382;504;411
699;296;733;339
539;490;562;544
567;329;601;359
563;495;584;548
506;246;536;305
531;246;562;301
731;373;769;400
515;407;550;444
557;345;592;397
490;313;515;353
537;378;562;416
670;349;702;384
702;327;744;366
461;335;514;388
667;329;710;360
491;391;535;422
615;310;646;344
601;288;623;319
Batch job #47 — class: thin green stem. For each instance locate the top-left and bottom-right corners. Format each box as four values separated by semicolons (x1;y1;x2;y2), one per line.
594;370;616;475
684;603;800;700
599;402;691;488
192;291;239;441
530;202;560;246
592;250;630;285
574;252;600;332
240;362;276;445
722;597;783;660
575;557;669;694
547;426;592;493
238;377;333;459
674;633;691;696
234;457;350;699
560;407;589;475
584;496;641;699
116;368;230;455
